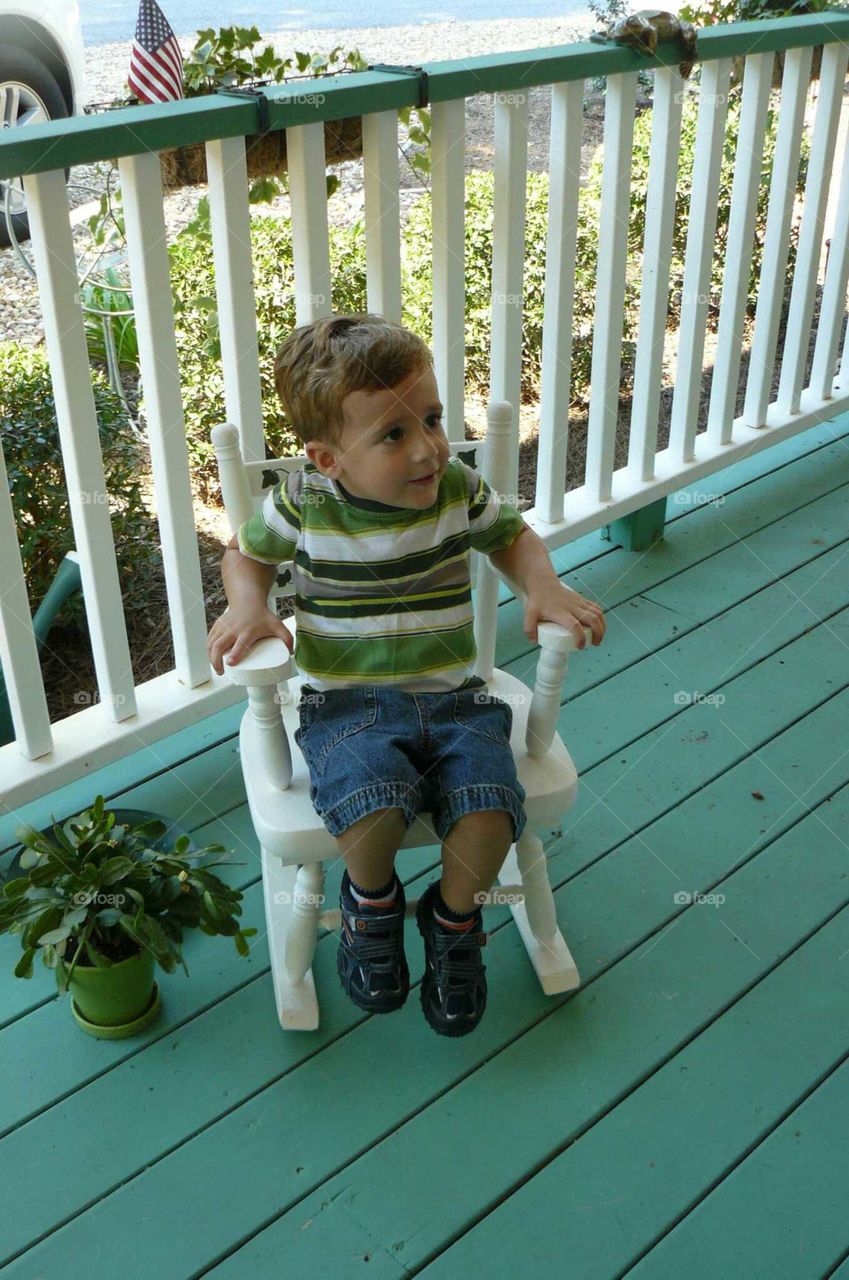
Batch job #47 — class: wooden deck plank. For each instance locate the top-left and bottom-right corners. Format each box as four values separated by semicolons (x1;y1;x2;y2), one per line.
413;910;849;1279
4;417;845;1031
626;1057;849;1279
6;476;849;1116
197;776;849;1276
3;417;849;1275
0;702;245;852
5;631;849;1275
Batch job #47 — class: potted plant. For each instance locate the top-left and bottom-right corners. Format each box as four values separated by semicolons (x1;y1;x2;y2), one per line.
0;796;256;1039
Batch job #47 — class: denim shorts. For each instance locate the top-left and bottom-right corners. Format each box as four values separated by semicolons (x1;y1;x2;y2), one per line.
293;676;527;845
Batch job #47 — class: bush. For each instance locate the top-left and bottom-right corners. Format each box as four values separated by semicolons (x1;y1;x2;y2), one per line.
168;209;369;498
0;342;159;626
144;69;811;499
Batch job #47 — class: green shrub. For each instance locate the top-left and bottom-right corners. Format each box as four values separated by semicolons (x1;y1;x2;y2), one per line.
0;343;158;626
168;210;369;497
145;70;811;499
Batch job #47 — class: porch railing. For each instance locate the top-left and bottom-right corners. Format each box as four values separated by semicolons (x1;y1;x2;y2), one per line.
1;13;849;810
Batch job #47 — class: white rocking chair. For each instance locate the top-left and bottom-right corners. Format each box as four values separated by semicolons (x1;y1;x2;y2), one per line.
211;401;589;1031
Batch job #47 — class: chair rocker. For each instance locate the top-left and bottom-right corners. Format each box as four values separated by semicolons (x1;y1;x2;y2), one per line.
211;400;589;1031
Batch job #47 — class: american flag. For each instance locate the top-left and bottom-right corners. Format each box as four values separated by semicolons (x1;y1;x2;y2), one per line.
128;0;184;105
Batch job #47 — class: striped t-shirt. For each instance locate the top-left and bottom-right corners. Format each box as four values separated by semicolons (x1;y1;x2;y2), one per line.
237;455;526;692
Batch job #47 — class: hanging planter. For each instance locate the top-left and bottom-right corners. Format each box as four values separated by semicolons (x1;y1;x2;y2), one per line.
158;114;364;190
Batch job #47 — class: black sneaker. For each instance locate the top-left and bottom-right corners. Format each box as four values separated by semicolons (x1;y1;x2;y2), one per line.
337;872;410;1013
416;881;488;1037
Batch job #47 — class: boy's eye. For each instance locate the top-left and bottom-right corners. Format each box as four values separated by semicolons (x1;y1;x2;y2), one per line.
383;415;443;443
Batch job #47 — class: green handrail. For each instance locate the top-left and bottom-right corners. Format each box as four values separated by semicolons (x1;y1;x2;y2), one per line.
0;12;847;181
0;553;82;747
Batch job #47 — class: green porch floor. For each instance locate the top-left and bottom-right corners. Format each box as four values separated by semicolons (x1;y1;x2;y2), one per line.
3;416;849;1280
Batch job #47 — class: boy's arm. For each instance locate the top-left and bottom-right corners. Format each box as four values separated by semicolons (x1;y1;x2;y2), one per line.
207;533;294;675
488;525;605;649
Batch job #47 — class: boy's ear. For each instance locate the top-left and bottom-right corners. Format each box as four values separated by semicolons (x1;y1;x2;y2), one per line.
305;440;341;476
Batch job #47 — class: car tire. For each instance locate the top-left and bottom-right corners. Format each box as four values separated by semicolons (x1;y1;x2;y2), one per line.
0;45;70;250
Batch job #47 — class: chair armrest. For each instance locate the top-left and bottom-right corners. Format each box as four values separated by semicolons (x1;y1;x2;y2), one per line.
222;636;294;687
526;622;593;759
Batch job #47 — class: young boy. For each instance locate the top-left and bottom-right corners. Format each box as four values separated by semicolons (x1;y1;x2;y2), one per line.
207;313;604;1037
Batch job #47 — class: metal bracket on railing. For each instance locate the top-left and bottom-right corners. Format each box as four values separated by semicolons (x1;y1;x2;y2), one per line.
367;63;430;109
215;86;273;135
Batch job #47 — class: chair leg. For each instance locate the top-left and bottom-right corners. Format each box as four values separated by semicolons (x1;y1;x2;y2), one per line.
261;849;323;1031
498;828;581;995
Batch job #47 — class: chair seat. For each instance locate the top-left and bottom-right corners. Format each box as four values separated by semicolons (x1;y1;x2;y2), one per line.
240;669;578;863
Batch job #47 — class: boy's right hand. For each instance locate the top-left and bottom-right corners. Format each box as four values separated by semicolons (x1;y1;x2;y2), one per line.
207;606;294;676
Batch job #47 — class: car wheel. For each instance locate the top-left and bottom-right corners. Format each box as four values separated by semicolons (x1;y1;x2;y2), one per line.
0;45;70;250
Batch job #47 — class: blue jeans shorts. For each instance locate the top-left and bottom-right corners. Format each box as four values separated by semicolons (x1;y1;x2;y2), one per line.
293;676;527;845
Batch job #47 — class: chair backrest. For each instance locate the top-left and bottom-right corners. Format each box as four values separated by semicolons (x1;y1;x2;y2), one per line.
211;427;483;605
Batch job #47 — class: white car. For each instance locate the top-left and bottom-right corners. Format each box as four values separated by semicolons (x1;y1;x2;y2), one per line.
0;0;87;247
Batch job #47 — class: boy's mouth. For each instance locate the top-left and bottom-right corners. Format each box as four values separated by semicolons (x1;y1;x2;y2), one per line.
410;472;436;485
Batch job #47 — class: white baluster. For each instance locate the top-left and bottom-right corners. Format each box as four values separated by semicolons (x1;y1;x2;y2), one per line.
490;91;529;503
669;59;732;464
119;150;209;690
363;110;401;322
628;67;684;484
743;46;813;428
585;71;638;502
809;115;849;400
207;135;265;465
537;80;582;524
0;433;52;761
706;51;773;447
22;168;137;721
777;41;849;416
432;98;466;441
287;122;332;323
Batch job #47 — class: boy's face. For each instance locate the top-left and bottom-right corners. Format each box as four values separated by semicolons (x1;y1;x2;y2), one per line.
304;363;451;510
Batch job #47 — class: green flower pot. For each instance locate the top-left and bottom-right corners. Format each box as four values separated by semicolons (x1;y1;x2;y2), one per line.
67;947;161;1039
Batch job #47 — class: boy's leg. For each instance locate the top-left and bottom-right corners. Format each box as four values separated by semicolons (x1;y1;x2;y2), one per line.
439;809;514;913
335;806;408;890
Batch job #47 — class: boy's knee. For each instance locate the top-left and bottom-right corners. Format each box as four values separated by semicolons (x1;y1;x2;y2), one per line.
444;809;514;843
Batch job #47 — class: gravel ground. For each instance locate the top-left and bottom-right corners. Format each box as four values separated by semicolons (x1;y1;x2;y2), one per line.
0;14;605;346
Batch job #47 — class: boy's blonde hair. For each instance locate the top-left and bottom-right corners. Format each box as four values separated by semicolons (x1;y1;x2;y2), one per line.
273;313;433;448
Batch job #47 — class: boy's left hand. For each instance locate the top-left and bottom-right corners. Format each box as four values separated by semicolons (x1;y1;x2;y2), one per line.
523;583;605;649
